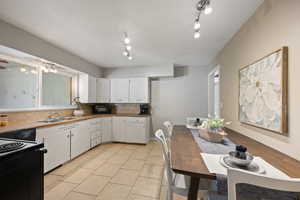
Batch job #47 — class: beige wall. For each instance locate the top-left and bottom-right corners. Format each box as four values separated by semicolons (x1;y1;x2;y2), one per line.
0;19;103;77
217;0;300;160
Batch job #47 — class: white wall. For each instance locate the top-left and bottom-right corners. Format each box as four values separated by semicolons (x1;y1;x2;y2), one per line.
0;19;103;77
105;65;210;133
104;64;174;78
217;0;300;161
151;66;209;132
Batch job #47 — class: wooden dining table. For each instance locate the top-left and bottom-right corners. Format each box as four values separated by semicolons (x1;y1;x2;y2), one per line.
170;125;300;200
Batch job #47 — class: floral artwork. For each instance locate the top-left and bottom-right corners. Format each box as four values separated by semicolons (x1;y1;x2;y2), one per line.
239;48;288;133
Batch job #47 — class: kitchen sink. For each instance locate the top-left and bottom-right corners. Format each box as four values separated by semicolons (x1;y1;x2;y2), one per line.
37;117;77;123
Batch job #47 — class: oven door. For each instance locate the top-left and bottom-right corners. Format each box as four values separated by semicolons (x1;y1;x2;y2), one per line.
0;149;44;200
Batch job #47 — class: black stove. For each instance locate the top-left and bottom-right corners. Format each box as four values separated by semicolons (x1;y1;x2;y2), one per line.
0;138;42;160
0;137;45;200
0;141;25;153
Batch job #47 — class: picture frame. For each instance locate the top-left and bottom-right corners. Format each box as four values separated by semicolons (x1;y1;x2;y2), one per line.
238;47;288;134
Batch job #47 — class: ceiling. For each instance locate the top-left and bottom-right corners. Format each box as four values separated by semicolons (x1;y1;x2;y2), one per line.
0;0;263;68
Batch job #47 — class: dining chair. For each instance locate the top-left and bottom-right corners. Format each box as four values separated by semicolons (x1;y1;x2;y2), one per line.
163;121;173;138
155;129;207;200
227;168;300;200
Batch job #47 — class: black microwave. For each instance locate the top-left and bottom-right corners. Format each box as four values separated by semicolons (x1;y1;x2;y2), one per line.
92;104;112;114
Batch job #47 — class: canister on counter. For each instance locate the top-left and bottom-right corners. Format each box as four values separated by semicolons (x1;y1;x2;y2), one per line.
0;114;8;126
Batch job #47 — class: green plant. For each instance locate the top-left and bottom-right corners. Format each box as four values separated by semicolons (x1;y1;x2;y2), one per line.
72;97;82;110
207;118;224;130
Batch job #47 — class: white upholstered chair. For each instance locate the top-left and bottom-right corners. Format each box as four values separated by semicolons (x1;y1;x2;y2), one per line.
155;129;207;200
227;168;300;200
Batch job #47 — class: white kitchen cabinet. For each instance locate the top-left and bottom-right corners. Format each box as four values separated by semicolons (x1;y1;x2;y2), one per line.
70;121;91;159
125;117;150;144
110;79;130;103
129;78;149;103
89;118;102;148
112;117;127;142
79;73;97;103
96;78;111;103
113;117;150;144
101;117;112;143
36;125;70;173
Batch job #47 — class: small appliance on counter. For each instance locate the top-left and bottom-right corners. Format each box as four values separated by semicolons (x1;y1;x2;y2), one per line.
140;104;150;115
92;104;112;114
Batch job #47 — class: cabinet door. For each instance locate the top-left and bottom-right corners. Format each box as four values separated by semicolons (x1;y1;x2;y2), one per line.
89;76;97;103
111;79;130;103
102;117;112;143
37;126;70;173
89;118;101;148
129;78;149;103
79;74;89;103
125;118;148;144
71;121;91;159
79;74;97;103
97;78;111;103
112;117;126;142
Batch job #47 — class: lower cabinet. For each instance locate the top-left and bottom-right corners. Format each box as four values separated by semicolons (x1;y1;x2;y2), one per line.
37;121;91;173
70;121;91;159
37;116;149;173
36;125;70;173
112;117;127;142
102;117;112;143
89;118;102;148
113;117;150;144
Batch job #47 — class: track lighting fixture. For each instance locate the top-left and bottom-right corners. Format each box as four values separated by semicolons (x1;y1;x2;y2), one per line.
193;0;212;39
122;32;133;60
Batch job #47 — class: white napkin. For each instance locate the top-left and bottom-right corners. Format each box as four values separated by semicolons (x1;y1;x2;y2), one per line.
201;153;290;179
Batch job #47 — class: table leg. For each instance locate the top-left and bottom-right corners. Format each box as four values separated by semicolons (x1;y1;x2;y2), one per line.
188;177;200;200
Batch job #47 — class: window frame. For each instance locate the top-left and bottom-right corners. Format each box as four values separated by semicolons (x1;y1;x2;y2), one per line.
0;54;78;112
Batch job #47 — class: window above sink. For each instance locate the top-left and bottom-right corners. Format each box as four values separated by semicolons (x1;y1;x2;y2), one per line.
0;45;79;112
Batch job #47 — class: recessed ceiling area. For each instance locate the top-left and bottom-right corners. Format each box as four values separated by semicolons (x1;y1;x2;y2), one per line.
0;0;263;68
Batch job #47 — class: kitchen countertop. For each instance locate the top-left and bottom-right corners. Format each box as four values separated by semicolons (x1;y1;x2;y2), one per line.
0;113;151;134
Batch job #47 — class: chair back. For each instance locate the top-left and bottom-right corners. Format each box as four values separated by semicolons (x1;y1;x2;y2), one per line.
163;121;173;138
155;129;174;190
228;168;300;200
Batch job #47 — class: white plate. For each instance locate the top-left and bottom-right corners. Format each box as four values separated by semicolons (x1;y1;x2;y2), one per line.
219;155;266;174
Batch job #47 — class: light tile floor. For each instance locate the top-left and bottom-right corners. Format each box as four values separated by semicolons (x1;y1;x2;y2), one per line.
44;141;187;200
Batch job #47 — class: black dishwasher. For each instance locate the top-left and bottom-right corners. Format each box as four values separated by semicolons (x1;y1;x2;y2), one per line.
0;128;46;200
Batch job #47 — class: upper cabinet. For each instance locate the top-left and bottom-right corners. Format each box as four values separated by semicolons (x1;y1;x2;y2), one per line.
79;75;149;104
79;74;97;103
96;78;111;103
111;79;130;103
129;78;149;103
111;78;149;103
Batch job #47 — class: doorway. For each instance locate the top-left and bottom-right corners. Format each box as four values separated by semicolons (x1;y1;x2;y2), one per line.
208;66;220;118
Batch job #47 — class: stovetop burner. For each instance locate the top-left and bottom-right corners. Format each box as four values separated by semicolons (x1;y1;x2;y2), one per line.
0;142;25;153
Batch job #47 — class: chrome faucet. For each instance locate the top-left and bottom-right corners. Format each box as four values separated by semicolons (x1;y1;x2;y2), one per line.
48;112;60;120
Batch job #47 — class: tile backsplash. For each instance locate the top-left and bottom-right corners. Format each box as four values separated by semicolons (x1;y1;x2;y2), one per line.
1;103;143;123
1;104;93;123
114;104;140;114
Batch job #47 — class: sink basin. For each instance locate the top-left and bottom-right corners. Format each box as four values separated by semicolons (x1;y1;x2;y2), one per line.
37;117;77;123
60;117;76;120
37;119;62;123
